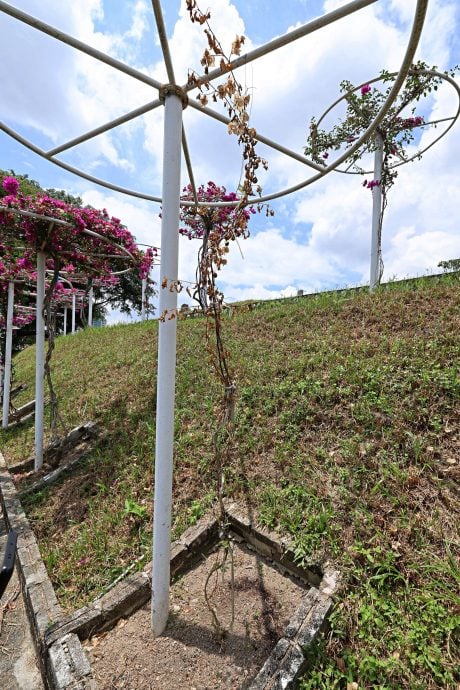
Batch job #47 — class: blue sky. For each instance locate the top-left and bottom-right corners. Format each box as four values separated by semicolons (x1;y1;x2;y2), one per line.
1;0;459;320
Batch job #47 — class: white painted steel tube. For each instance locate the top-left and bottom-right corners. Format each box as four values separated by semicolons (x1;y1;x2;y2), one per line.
88;286;94;327
71;294;76;333
34;251;46;471
0;0;428;208
141;278;146;321
370;132;384;291
46;99;162;157
2;281;14;428
63;307;67;335
151;92;182;637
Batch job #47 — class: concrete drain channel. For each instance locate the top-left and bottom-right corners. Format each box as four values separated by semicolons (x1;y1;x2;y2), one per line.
0;452;339;689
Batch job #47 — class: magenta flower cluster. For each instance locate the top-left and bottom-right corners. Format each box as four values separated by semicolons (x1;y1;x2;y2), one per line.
138;246;157;279
179;181;255;241
395;115;424;130
0;312;36;328
360;83;372;96
363;179;381;190
0;177;157;286
2;176;20;196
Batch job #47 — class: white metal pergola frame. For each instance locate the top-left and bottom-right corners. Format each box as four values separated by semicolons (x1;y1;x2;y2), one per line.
312;68;460;289
0;204;138;467
0;274;88;430
0;0;431;636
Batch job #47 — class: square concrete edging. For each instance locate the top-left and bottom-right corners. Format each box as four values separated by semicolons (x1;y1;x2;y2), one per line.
1;444;339;689
9;421;99;476
0;451;95;689
45;500;340;689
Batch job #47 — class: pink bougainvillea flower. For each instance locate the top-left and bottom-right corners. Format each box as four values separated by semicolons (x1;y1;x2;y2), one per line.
366;179;380;190
360;84;371;96
2;176;20;196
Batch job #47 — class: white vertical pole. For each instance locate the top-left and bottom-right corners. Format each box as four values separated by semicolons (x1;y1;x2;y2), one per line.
35;251;46;471
370;132;384;292
151;91;183;637
88;285;94;327
141;277;147;321
2;281;15;428
63;307;67;335
71;294;76;333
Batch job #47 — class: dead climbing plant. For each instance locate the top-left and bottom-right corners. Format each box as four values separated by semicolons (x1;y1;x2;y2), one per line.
186;0;268;198
182;2;274;643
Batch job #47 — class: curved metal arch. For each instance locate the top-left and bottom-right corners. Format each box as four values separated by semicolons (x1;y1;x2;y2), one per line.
0;0;429;209
314;68;460;177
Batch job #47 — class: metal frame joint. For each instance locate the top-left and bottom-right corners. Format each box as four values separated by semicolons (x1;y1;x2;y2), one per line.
159;84;188;109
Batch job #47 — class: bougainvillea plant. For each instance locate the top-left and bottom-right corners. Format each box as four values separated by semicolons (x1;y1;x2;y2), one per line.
304;61;457;283
1;186;138;276
179;181;255;312
0;176;152;442
178;176;272;637
183;0;278;637
0;175;157;303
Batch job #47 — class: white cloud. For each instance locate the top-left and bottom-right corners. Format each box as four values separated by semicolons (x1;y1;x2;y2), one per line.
385;227;460;277
0;0;154;169
219;225;342;297
81;189;162;247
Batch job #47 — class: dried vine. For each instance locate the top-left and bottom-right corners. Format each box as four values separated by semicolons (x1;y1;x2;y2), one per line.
180;186;249;641
186;0;268;199
183;2;273;641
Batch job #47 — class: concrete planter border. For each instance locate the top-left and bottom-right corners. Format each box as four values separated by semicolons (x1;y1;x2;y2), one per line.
1;450;339;689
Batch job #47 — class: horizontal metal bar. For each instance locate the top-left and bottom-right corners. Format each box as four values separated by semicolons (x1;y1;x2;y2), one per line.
0;0;429;210
0;204;73;227
0;121;163;202
0;1;163;90
0;186;137;261
46;99;162;156
187;99;324;171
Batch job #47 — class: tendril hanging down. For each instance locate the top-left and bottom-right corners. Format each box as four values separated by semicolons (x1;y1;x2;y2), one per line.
183;2;275;640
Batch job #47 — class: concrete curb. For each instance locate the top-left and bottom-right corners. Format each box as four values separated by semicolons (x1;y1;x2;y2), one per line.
9;421;98;475
248;588;334;689
224;500;323;586
0;450;96;689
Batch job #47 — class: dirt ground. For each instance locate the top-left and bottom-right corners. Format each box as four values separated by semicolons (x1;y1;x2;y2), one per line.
88;542;308;690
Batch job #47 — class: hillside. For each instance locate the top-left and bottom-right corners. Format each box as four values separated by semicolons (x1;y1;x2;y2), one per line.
1;275;459;689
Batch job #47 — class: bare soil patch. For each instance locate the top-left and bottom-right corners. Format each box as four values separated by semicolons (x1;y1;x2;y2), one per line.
88;542;308;690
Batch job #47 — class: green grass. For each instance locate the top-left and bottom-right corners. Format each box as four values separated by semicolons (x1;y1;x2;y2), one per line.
1;273;459;688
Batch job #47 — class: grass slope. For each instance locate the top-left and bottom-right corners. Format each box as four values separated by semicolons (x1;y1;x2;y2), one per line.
1;275;459;689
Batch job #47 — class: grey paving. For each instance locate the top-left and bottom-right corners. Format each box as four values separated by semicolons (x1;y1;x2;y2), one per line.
0;508;44;690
